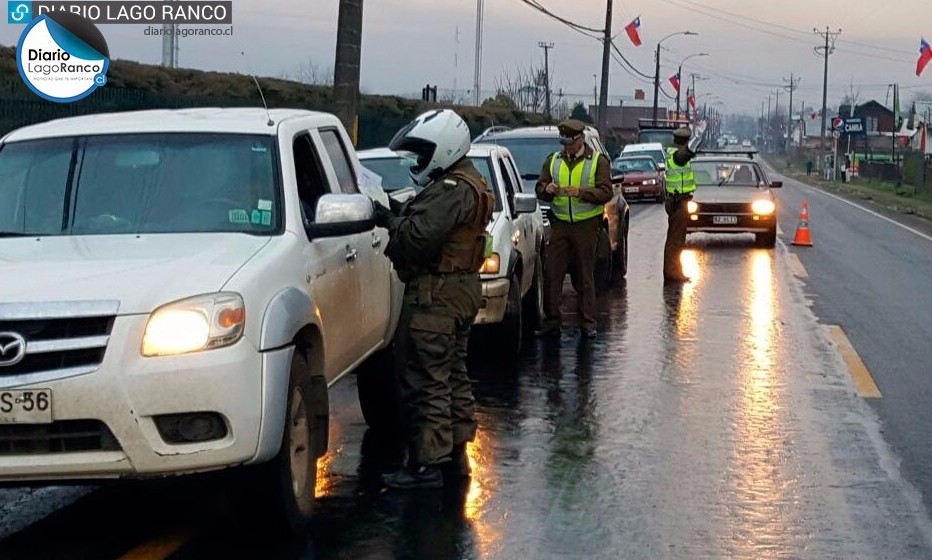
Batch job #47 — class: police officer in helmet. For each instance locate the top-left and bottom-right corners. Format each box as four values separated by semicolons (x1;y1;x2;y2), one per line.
663;126;698;283
372;109;495;489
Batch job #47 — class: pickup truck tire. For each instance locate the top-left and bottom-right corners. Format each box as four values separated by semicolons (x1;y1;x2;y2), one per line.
522;256;544;332
239;349;320;533
489;276;523;359
356;344;403;435
611;220;629;280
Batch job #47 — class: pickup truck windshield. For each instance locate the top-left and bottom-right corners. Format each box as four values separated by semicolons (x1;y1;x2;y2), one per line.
0;133;280;236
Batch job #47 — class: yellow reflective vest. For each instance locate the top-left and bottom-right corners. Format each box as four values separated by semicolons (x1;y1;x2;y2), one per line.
665;147;696;195
548;152;603;222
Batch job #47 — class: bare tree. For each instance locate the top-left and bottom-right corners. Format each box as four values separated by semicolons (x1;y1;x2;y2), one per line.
287;59;334;86
493;63;549;114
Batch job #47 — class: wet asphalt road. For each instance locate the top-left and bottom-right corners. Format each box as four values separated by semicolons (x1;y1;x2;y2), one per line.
2;197;932;558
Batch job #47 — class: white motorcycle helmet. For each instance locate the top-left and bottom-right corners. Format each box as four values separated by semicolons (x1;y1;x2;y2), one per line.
388;109;471;187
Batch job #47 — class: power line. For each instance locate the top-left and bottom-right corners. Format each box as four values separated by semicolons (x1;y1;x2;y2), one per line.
514;0;602;34
815;26;842;151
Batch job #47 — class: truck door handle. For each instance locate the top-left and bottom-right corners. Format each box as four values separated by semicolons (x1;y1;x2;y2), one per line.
345;248;358;262
372;235;382;248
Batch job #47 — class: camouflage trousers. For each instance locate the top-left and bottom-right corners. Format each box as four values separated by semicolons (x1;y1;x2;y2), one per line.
398;272;481;466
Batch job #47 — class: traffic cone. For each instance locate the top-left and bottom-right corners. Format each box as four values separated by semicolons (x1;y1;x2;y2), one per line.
792;201;813;246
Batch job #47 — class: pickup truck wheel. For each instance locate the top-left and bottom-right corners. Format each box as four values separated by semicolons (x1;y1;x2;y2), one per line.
356;344;403;434
594;226;613;291
611;220;629;280
522;256;544;332
240;349;320;533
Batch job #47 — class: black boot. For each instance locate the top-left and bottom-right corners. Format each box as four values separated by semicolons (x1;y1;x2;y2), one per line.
383;464;444;490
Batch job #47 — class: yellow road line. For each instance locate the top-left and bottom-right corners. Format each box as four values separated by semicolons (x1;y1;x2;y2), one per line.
117;532;193;560
788;253;809;278
828;325;882;398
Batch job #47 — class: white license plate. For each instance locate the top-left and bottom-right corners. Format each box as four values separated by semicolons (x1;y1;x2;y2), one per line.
713;215;738;225
0;390;52;424
624;186;639;193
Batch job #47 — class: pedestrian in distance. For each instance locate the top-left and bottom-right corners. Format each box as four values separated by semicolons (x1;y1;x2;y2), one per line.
806;159;813;177
372;109;496;490
533;119;614;340
662;126;698;283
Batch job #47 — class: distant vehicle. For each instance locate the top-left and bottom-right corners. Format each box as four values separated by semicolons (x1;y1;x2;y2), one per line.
686;152;782;247
358;144;546;357
637;118;690;149
741;139;752;147
612;155;665;203
470;125;630;286
620;142;667;171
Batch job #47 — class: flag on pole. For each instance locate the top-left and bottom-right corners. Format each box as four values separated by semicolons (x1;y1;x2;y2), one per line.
687;93;696;110
669;72;681;92
624;17;642;47
918;38;932;77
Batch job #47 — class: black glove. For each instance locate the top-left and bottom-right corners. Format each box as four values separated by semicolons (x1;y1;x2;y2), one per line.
373;201;395;228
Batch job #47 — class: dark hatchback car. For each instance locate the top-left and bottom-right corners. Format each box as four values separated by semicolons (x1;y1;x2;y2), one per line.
686;154;781;247
612;156;665;203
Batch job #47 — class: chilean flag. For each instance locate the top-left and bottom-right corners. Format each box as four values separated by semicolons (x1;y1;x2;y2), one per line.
687;93;696;110
669;72;681;92
918;38;932;77
624;17;642;47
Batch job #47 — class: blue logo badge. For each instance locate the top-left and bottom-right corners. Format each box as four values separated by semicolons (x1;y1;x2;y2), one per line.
7;1;31;24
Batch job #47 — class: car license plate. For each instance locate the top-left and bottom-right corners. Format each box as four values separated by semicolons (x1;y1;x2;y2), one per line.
713;215;738;225
624;186;639;193
0;390;52;424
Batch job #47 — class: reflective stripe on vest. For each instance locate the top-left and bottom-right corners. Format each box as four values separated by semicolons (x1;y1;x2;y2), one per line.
548;153;604;222
665;147;696;195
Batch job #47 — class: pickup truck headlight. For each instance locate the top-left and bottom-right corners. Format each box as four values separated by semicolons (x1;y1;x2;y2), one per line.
478;253;501;275
751;199;776;215
687;200;699;214
142;293;245;357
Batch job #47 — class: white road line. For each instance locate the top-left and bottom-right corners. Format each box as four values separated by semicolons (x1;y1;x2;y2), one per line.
765;162;932;244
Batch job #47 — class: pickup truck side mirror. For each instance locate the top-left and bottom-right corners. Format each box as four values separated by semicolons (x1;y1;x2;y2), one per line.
770;181;783;188
513;193;538;214
306;193;375;238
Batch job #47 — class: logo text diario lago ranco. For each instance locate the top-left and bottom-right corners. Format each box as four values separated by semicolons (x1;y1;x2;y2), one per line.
16;11;110;102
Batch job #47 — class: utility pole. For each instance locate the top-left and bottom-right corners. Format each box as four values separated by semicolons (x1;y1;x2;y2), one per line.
652;42;661;124
784;73;801;149
761;99;765;143
473;0;484;106
597;0;613;133
538;41;554;121
333;0;364;145
767;93;772;149
815;26;842;152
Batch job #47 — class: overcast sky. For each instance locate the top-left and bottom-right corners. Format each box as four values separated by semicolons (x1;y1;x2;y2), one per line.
2;0;930;116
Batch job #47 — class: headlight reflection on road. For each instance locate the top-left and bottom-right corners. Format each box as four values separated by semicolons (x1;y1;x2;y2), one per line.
465;428;503;556
680;248;701;284
724;249;788;554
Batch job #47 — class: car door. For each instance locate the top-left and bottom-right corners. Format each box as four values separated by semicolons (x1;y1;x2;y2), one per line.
315;127;391;354
293;130;362;381
496;152;535;294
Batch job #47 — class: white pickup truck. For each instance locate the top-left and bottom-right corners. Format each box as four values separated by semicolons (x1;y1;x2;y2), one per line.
0;108;404;531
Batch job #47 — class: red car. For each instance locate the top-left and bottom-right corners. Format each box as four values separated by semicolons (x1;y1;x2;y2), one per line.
612;155;665;203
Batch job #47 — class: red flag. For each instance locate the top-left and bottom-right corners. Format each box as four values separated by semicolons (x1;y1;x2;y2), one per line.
918;38;932;77
669;73;681;92
624;17;642;47
687;93;696;110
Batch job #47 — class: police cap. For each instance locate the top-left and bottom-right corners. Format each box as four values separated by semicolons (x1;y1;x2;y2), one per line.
673;126;692;140
557;119;586;137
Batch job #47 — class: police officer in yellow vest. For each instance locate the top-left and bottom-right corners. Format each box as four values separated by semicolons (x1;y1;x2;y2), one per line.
534;119;614;339
663;126;698;283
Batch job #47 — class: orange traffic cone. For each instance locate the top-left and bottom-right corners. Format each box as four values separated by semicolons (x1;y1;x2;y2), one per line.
792;201;813;246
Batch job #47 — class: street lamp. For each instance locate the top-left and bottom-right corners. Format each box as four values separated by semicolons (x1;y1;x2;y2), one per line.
653;31;698;124
675;52;707;120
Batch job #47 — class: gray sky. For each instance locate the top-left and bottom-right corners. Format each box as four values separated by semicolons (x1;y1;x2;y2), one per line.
2;0;930;116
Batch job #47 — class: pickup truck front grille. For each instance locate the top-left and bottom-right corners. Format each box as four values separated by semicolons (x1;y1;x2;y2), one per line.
0;301;118;383
0;420;120;454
